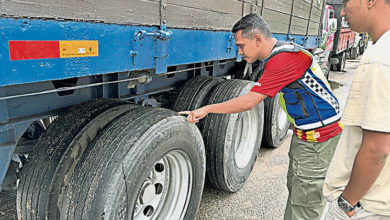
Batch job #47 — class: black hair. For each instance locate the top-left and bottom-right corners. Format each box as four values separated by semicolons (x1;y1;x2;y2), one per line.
231;13;272;39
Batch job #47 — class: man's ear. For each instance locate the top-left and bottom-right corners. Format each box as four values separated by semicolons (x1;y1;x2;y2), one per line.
254;34;262;46
367;0;376;8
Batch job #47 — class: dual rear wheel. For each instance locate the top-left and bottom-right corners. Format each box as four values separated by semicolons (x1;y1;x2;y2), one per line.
18;75;289;219
17;100;205;220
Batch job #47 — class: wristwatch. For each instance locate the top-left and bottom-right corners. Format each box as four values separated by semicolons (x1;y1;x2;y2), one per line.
337;195;357;212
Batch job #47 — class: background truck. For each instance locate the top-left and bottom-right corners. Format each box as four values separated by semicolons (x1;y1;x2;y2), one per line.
326;0;357;72
348;32;369;61
0;0;326;219
319;4;337;77
357;32;369;55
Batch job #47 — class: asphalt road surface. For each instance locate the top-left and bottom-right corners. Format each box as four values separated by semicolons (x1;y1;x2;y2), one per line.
0;58;358;220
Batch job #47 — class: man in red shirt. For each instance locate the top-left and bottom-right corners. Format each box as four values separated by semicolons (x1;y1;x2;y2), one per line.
180;13;342;220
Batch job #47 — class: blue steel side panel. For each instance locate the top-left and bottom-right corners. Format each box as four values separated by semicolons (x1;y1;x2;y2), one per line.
0;18;238;87
167;30;234;65
0;18;321;88
0;144;16;190
0;121;31;191
274;34;320;49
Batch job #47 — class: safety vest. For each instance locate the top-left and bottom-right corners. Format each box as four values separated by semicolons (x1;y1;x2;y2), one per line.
261;42;341;131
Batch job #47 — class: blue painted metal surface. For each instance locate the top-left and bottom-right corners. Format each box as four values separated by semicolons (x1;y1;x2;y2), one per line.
0;18;321;88
0;143;17;191
0;17;322;188
274;34;320;49
0;18;238;87
0;88;9;124
0;121;31;191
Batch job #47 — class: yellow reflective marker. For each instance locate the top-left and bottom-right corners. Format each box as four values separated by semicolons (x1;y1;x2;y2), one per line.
59;40;98;58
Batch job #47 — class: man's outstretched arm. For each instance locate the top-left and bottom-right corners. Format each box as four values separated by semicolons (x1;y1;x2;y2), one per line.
179;91;267;124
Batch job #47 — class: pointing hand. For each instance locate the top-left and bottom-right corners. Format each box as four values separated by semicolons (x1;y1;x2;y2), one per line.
179;108;208;124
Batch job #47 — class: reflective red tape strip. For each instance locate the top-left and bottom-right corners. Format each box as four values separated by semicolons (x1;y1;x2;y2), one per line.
9;41;60;60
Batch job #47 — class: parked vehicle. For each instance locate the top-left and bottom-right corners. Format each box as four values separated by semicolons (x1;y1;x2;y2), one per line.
0;0;327;219
319;4;338;77
326;0;357;72
358;32;370;55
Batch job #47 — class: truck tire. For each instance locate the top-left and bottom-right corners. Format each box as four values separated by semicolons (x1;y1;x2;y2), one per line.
359;41;365;55
172;76;222;113
202;79;264;192
61;107;205;220
336;52;346;72
352;47;358;59
232;65;290;148
16;99;133;220
346;49;351;59
262;93;290;148
172;76;222;132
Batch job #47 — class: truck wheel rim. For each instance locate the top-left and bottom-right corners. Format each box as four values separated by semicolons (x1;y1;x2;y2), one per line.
133;150;193;220
277;105;288;131
233;110;259;168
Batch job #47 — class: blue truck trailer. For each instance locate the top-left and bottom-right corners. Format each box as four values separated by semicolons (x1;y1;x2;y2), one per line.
1;0;325;219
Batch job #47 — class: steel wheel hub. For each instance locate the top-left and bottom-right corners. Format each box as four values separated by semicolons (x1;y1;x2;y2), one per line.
277;105;288;131
133;150;193;220
233;110;259;168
